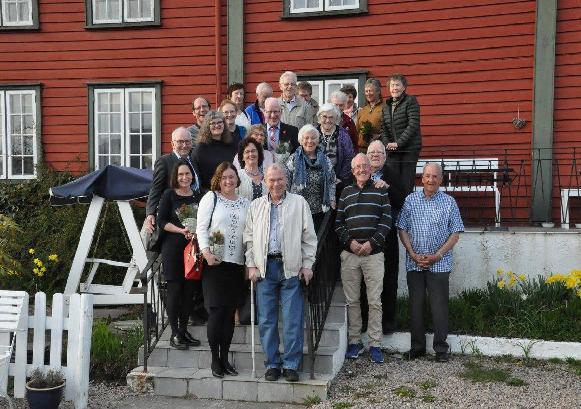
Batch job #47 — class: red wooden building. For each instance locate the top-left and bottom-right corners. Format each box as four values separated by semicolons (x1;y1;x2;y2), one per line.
0;0;579;223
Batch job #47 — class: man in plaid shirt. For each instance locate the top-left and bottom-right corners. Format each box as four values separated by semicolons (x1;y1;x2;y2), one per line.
396;162;464;362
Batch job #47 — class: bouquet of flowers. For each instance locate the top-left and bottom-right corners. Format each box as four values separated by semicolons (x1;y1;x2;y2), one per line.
176;203;198;233
209;230;225;260
360;120;374;144
274;141;291;164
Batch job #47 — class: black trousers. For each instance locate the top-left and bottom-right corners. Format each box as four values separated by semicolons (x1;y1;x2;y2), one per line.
407;270;450;353
386;150;420;194
206;306;236;362
166;279;195;337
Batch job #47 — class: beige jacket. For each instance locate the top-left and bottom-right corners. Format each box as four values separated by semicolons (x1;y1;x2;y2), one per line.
278;97;313;129
243;192;317;279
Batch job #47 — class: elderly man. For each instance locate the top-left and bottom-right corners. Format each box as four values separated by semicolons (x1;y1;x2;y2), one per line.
397;163;464;362
187;96;210;141
145;127;204;331
278;71;314;128
244;163;317;382
264;97;299;154
245;82;273;125
335;153;392;364
358;140;407;334
330;90;358;149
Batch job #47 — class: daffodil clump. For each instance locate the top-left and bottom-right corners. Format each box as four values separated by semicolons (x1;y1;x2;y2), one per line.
545;269;581;298
28;248;59;279
496;269;527;291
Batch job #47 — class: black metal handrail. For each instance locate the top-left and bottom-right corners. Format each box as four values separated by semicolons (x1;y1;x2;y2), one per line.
139;253;166;373
304;211;340;379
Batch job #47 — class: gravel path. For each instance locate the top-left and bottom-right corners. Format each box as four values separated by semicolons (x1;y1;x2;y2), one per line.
311;353;580;409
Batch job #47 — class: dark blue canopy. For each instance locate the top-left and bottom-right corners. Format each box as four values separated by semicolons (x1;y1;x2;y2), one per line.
50;165;153;205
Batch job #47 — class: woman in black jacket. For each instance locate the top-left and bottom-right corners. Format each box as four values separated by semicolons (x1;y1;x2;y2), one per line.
380;74;421;194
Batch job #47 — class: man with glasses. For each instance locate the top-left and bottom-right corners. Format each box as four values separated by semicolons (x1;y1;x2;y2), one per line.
278;71;313;129
264;97;299;154
335;153;392;364
187;96;211;142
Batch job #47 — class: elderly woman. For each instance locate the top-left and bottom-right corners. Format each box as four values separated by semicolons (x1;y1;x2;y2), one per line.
196;162;249;378
380;74;421;194
286;124;336;230
235;137;268;201
232;125;275;170
157;160;201;350
192;110;238;191
356;78;383;153
227;83;251;132
316;103;355;187
220;99;246;145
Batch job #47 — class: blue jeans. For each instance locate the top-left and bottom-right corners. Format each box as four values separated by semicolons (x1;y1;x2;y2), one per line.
256;259;304;370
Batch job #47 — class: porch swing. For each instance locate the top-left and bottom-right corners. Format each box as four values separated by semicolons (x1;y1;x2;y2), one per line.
50;165;153;305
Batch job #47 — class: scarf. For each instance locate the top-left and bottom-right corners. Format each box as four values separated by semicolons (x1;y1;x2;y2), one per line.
292;146;332;213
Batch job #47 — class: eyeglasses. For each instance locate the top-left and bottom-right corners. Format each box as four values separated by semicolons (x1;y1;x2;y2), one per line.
194;105;209;111
353;164;371;169
281;82;296;87
243;148;258;154
320;115;335;121
367;151;384;155
173;140;192;145
210;121;224;127
265;110;281;115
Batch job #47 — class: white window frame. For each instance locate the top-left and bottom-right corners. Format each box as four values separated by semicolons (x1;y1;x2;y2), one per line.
91;0;154;25
290;0;359;14
0;0;33;27
93;87;157;170
300;77;359;105
0;89;38;180
308;80;324;108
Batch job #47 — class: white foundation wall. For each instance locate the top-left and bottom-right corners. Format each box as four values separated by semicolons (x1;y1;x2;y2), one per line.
396;230;581;296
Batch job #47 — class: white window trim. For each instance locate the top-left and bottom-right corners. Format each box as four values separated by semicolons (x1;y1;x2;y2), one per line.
1;0;33;27
325;0;359;12
1;90;38;180
324;78;359;102
0;92;5;178
309;80;324;107
92;0;122;24
290;0;323;14
93;87;157;170
124;0;154;22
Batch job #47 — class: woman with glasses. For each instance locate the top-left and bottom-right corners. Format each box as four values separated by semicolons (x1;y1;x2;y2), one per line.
235;137;268;201
193;110;238;191
233;125;274;171
220;99;246;145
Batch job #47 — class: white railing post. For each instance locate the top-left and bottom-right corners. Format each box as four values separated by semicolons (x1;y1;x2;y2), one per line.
74;294;93;409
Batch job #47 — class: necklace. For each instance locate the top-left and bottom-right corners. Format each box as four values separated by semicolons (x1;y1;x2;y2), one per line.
245;168;262;177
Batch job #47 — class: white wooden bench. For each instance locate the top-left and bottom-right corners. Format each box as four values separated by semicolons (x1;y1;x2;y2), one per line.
560;188;581;229
416;158;502;226
0;291;27;409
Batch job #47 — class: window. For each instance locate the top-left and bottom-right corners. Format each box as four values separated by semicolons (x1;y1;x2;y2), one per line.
0;87;40;180
85;0;160;28
297;72;366;107
0;0;39;29
284;0;366;18
89;83;161;170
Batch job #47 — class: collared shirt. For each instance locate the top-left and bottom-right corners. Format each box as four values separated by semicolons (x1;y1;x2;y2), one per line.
282;96;298;112
173;151;200;192
267;123;281;152
396;190;464;273
268;192;286;254
371;169;383;182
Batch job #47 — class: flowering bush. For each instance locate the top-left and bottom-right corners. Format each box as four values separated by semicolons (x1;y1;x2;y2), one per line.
545;269;581;298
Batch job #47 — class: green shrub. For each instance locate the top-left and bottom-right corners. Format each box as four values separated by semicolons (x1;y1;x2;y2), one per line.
0;165;146;295
90;320;143;383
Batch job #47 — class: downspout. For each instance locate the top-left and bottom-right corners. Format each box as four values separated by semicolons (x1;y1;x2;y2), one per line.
215;0;222;104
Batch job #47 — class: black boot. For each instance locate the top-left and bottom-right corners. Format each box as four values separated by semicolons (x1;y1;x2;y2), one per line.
210;343;224;378
220;343;238;376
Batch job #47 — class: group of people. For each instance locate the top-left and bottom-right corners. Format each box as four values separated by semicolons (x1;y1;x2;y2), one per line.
143;70;464;382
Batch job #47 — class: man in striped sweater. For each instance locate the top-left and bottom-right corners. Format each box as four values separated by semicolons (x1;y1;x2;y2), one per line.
335;153;392;364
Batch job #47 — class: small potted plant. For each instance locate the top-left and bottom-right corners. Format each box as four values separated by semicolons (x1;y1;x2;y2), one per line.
176;203;198;233
26;368;66;409
209;230;225;260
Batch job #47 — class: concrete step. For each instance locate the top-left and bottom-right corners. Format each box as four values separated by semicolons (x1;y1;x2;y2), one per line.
159;321;345;347
139;342;341;375
127;366;331;403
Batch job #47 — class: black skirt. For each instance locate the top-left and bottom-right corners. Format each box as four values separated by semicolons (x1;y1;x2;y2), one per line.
202;261;245;308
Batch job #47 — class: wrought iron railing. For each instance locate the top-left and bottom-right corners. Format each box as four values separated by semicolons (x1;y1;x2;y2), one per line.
304;211;340;379
139;254;166;373
410;146;581;227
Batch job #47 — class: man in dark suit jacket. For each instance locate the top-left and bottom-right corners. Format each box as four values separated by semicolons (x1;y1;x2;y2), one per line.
263;97;299;154
144;127;201;233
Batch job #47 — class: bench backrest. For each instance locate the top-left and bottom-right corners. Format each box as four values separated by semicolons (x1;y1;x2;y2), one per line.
416;158;500;174
0;291;27;333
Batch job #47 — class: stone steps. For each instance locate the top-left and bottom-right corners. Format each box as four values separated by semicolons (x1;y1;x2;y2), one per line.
128;366;331;403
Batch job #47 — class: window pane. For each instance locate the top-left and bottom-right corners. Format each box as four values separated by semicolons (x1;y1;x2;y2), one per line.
11;136;22;155
143;156;152;169
111;155;121;166
111;114;121;133
109;0;121;19
22;93;33;113
94;0;107;20
142;134;152;154
7;3;17;22
23;115;34;133
130;134;140;154
23;156;33;175
98;156;108;169
110;92;121;112
130;156;140;168
12;158;22;175
10;116;21;134
98;134;109;154
142;91;152;110
98;114;109;133
142;113;152;133
110;133;121;154
18;1;30;22
10;94;21;114
129;113;140;133
97;93;109;112
129;91;141;110
23;135;33;155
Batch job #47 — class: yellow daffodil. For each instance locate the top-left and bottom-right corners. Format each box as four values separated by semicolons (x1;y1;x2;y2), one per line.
40;266;46;273
32;267;40;276
565;276;577;289
508;277;517;288
518;274;526;281
496;268;504;276
33;258;42;266
497;280;505;289
28;248;35;255
48;254;58;262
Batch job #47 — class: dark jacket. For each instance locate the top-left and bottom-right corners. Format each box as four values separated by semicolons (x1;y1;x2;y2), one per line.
146;152;201;216
267;122;299;154
379;165;407;211
380;93;421;152
316;124;355;185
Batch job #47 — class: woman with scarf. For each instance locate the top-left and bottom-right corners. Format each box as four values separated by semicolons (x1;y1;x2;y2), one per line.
380;73;421;194
286;124;336;231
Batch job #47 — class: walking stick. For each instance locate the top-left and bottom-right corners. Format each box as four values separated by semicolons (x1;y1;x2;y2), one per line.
250;279;256;378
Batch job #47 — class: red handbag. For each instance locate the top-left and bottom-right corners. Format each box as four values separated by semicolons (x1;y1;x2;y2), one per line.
184;237;203;280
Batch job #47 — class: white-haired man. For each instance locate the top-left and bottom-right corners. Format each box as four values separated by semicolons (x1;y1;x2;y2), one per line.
245;82;273;125
264;97;299;154
278;71;313;129
244;163;317;382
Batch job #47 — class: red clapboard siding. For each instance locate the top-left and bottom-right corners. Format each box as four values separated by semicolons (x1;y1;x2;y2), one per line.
0;0;227;173
244;0;536;153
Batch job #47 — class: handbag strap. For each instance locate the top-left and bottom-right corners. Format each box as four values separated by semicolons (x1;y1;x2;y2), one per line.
209;191;217;227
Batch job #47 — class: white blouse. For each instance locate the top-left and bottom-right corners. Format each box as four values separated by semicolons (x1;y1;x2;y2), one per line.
236;168;268;202
196;191;249;265
235;112;251;133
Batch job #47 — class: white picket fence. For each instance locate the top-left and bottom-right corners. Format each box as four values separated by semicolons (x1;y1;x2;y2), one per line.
4;292;93;409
